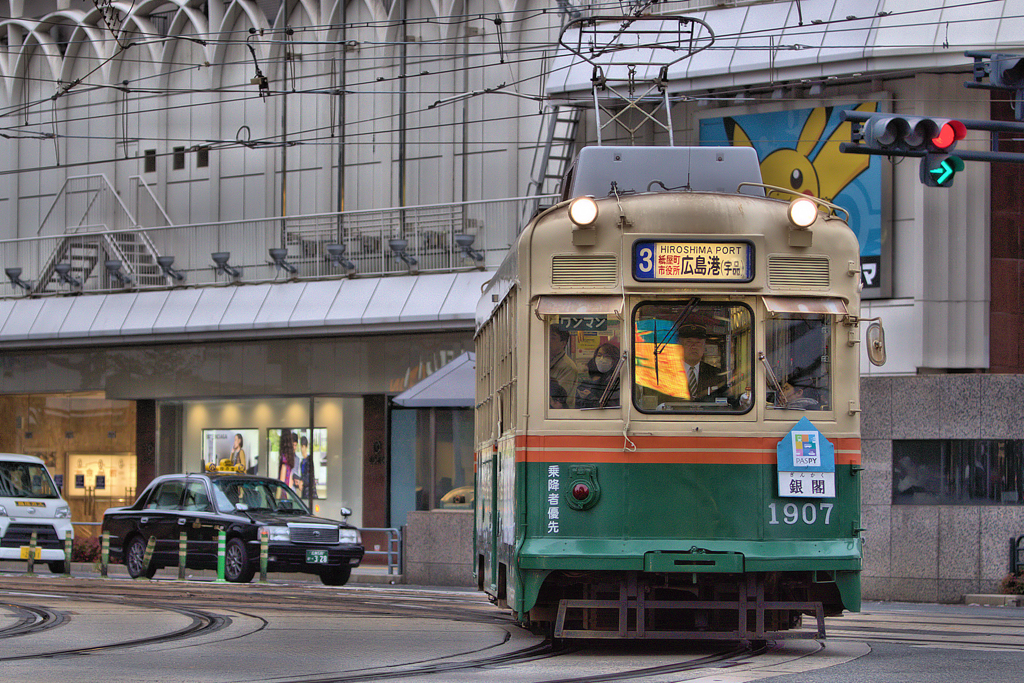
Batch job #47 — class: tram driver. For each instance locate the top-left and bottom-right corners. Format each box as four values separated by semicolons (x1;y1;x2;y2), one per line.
680;325;727;400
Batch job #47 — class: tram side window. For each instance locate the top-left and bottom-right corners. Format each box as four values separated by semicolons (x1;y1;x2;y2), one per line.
765;314;832;411
549;316;622;410
632;302;753;414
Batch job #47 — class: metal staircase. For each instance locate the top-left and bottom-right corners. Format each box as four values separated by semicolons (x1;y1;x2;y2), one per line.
33;175;171;293
523;104;583;225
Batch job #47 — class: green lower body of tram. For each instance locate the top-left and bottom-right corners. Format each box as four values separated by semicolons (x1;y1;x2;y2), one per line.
477;453;862;640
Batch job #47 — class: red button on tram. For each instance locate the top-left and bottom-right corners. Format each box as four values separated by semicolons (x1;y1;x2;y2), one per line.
572;483;590;501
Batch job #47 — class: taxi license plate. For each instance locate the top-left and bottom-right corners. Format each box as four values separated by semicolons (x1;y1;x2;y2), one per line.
306;549;329;565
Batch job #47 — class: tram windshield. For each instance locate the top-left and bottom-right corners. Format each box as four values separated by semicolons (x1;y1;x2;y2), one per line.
632;301;753;413
765;314;832;411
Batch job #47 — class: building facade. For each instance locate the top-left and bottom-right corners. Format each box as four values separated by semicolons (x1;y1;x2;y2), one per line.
1;1;1022;596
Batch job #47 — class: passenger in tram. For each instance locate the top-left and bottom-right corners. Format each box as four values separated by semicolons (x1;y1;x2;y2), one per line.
781;382;820;410
549;325;579;408
680;325;727;400
575;342;621;408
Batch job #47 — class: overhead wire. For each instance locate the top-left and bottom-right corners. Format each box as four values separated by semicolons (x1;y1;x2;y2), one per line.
0;1;1018;162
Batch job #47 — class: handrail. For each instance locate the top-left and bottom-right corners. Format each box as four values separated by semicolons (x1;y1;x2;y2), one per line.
360;527;402;576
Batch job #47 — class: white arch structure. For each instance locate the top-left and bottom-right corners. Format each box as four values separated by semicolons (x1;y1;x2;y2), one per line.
0;0;560;238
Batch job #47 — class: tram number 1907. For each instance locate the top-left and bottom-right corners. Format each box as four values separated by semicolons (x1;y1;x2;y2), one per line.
768;502;834;526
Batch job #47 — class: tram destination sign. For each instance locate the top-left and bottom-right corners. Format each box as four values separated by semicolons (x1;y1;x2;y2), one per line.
633;240;754;282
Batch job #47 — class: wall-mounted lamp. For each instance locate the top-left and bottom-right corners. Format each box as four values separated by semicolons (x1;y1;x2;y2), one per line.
5;267;32;292
269;248;298;276
156;256;186;283
325;244;356;275
105;260;135;287
211;251;241;279
454;234;485;267
389;239;418;273
54;263;82;289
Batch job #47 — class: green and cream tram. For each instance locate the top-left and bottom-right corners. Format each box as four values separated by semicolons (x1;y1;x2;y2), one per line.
474;146;878;641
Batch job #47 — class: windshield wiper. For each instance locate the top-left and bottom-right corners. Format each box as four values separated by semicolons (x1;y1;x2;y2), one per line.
653;297;700;385
758;351;788;407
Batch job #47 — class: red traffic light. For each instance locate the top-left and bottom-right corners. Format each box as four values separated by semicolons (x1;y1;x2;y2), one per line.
931;120;967;150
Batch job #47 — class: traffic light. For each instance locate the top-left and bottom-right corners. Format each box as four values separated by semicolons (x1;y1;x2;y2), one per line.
857;115;966;154
920;153;965;188
989;54;1024;90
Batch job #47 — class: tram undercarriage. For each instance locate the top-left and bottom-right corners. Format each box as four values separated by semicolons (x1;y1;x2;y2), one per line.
528;571;840;641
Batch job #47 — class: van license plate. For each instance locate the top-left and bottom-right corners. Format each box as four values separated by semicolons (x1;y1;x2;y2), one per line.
306;549;329;564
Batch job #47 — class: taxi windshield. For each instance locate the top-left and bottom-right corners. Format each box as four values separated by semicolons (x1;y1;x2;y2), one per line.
633;301;753;413
211;478;309;514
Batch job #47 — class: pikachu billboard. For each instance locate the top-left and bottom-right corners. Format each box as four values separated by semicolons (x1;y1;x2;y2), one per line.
699;102;885;298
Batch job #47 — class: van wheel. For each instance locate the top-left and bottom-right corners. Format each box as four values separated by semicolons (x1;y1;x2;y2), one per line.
48;561;68;574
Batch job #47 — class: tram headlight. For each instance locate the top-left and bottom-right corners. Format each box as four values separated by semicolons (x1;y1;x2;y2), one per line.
568;196;599;227
788;197;819;228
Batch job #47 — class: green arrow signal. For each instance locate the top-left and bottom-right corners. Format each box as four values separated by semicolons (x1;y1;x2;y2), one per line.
930;159;956;184
925;154;964;186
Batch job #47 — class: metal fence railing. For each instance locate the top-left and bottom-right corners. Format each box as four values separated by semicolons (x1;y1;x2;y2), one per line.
2;193;550;299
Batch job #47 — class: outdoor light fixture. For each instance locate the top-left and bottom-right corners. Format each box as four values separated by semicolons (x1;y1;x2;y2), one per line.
211;251;241;279
388;239;418;273
54;263;82;289
325;244;356;274
157;256;186;282
5;267;32;292
269;248;298;276
454;234;485;266
105;260;134;287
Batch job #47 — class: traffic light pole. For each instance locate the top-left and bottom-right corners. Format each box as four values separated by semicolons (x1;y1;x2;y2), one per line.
839;143;1024;165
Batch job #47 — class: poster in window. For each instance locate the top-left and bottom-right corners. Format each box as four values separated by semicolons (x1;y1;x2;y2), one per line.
202;429;260;474
267;428;328;500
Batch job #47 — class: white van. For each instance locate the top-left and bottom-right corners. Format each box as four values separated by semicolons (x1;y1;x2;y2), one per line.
0;453;73;573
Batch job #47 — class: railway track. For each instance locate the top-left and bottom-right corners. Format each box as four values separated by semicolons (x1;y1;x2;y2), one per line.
0;576;865;682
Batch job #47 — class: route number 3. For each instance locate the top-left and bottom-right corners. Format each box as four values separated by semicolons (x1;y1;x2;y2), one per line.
637;247;654;273
768;502;834;526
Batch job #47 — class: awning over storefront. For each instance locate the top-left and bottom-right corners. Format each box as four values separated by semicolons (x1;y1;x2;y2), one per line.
0;271;493;349
392;352;476;408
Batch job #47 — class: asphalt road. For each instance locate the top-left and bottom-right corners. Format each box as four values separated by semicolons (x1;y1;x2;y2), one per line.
1;572;1021;683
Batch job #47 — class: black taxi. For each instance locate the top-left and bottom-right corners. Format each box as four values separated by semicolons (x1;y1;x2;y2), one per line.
101;471;363;585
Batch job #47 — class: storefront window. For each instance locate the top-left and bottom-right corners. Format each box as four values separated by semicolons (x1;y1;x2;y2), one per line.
632;301;752;413
391;407;474;524
894;440;1024;505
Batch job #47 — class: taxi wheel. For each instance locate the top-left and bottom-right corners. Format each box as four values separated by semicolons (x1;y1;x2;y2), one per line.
126;535;157;579
320;567;351;586
224;537;255;583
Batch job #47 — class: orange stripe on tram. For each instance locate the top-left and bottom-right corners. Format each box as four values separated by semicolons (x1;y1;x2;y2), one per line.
514;434;861;465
